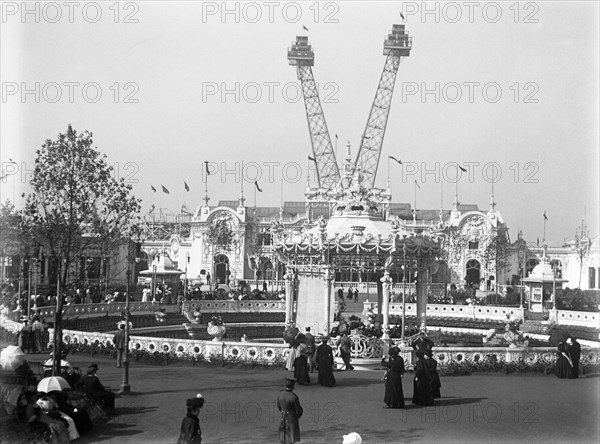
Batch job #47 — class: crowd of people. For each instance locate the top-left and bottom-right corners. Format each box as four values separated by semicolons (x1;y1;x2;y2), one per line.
2;350;117;444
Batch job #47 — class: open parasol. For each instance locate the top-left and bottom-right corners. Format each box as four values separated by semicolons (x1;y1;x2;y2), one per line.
37;376;71;393
283;326;300;345
0;345;26;371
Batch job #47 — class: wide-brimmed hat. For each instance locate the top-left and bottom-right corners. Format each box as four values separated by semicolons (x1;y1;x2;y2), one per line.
186;394;204;408
320;335;330;342
389;346;400;356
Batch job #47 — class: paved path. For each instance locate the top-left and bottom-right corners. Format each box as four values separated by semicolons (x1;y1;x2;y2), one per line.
18;350;600;444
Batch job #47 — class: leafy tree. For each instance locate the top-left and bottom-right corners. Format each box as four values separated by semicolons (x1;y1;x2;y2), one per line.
21;125;141;374
574;219;591;288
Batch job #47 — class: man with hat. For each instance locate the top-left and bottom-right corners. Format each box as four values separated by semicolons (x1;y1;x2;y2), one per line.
277;377;303;444
80;363;116;413
315;336;336;387
177;394;204;443
304;327;316;373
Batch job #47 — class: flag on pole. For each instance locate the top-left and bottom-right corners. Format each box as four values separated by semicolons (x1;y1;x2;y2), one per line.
308;155;316;162
388;156;402;165
414;180;421;189
162;185;170;194
303;25;309;31
151;185;156;193
254;181;263;192
543;211;548;221
205;161;210;176
537;236;540;247
184;181;190;192
335;134;338;139
459;165;467;173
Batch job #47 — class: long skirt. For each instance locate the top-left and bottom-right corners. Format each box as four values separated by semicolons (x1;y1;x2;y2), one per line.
555;356;573;379
384;373;405;408
317;362;336;387
412;378;434;406
294;355;310;385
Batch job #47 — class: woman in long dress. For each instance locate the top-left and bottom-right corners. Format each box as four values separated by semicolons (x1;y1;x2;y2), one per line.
315;337;336;387
425;350;441;398
555;342;574;379
381;347;405;408
412;350;434;406
293;342;311;385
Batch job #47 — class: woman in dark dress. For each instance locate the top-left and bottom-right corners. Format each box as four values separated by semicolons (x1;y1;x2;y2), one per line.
425;350;441;398
293;341;311;385
555;342;574;379
315;337;336;387
177;395;204;444
412;350;434;406
381;347;405;408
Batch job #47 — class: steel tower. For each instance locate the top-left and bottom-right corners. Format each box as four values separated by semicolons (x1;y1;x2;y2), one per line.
288;36;341;191
353;24;412;188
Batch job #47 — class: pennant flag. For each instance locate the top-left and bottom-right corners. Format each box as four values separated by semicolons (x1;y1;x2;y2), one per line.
400;12;405;20
543;211;548;221
254;181;263;192
184;181;190;192
537;236;540;247
151;185;156;193
388;156;402;165
308;155;316;162
414;180;421;189
335;134;338;139
302;24;309;31
162;185;170;194
205;161;210;175
459;165;467;173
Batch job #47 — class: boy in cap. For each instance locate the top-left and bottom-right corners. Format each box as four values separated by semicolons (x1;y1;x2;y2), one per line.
277;377;303;444
177;394;204;444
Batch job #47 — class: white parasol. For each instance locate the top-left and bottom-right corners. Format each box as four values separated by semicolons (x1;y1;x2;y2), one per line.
37;376;71;393
0;345;26;370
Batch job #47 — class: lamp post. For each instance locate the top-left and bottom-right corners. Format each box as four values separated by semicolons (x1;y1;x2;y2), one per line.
401;244;407;343
119;265;132;395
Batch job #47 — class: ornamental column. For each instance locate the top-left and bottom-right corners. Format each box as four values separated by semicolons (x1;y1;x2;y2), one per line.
380;269;393;340
415;260;428;330
323;266;333;335
284;268;295;325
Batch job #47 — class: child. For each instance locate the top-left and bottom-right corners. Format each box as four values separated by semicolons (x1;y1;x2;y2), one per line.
177;394;204;444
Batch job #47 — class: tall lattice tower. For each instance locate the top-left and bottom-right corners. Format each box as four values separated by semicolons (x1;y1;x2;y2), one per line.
353;24;412;189
288;36;341;191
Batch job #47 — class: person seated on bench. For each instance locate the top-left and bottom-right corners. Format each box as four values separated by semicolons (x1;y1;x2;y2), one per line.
79;363;116;413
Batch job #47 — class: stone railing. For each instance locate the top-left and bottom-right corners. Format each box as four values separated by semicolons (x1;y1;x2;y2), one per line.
365;302;525;322
4;300;287;323
182;300;286;313
549;309;599;329
50;328;290;365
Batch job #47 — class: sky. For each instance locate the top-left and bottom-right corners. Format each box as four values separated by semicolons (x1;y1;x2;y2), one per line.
1;1;598;246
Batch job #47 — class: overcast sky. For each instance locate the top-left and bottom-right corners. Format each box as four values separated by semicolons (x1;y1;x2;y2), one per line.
1;1;598;246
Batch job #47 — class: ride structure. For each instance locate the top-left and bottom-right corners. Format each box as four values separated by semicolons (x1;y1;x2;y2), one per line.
277;24;440;339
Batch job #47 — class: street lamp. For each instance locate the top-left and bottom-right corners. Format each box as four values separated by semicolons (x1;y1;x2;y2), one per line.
119;265;132;395
401;244;407;343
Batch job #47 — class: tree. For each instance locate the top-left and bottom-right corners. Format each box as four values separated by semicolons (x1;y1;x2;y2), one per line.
21;125;141;374
574;219;591;289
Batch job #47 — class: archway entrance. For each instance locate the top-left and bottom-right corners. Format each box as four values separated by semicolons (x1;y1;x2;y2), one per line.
214;254;229;285
465;259;481;289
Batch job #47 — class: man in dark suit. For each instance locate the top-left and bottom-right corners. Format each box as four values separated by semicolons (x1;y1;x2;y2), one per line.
277;377;303;444
337;287;344;300
112;323;128;368
304;327;316;373
569;337;581;378
80;364;116;412
337;332;354;370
